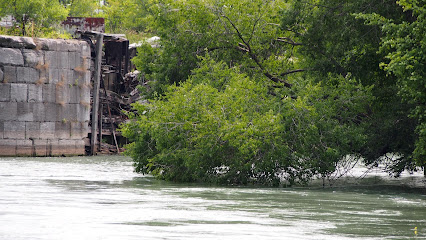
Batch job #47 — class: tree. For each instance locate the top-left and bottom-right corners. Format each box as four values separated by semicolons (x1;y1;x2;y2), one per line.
356;0;426;171
65;0;100;17
281;0;423;175
122;0;377;185
102;0;143;33
132;0;300;96
0;0;68;36
122;52;372;185
122;0;420;185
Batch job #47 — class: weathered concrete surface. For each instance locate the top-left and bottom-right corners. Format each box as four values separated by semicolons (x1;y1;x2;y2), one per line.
22;49;44;67
3;66;16;83
0;67;4;81
0;83;10;101
0;48;24;66
10;83;28;102
0;35;36;49
0;139;17;155
0;35;91;156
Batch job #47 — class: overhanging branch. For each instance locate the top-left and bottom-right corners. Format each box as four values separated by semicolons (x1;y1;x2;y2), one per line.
264;72;292;88
276;37;303;46
219;12;294;88
280;69;306;76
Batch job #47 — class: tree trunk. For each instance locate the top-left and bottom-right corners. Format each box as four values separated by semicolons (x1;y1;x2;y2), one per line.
22;20;26;36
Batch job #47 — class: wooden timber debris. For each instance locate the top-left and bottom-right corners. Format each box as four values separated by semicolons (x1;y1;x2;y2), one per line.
79;31;142;155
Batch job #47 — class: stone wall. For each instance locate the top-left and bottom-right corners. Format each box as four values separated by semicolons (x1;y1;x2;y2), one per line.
0;35;91;156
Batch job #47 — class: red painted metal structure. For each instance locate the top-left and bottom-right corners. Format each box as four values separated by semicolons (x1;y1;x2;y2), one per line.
62;17;105;35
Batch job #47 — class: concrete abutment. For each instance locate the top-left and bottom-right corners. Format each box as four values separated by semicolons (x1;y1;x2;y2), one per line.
0;35;91;156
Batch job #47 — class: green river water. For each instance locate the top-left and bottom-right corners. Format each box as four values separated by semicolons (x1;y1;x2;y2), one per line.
0;156;425;239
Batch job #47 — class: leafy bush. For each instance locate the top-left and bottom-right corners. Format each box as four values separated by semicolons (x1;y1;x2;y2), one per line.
121;56;372;186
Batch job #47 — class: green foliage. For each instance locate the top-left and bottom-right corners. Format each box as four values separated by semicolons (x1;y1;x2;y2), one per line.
282;0;424;174
102;0;133;33
124;30;152;44
37;26;72;39
101;0;154;33
0;0;68;36
281;0;403;81
121;57;372;185
122;0;423;184
356;0;426;167
66;0;100;17
131;0;299;96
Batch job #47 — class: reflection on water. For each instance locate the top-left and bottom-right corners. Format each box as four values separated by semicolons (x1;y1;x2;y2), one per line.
0;156;425;240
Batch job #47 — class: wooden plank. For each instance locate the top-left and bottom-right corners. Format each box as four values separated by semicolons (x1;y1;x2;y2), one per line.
90;33;103;155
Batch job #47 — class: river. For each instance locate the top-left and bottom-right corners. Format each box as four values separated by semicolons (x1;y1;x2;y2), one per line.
0;156;425;239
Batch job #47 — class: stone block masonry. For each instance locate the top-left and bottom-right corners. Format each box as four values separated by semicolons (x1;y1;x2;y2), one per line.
0;35;91;156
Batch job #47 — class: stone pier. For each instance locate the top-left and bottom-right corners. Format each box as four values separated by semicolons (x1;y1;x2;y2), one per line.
0;35;91;156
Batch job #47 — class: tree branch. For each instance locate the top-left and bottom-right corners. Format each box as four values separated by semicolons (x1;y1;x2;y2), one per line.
248;13;263;44
220;14;251;51
276;37;303;46
264;72;292;88
205;45;248;53
280;69;306;76
220;13;293;88
184;30;202;36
